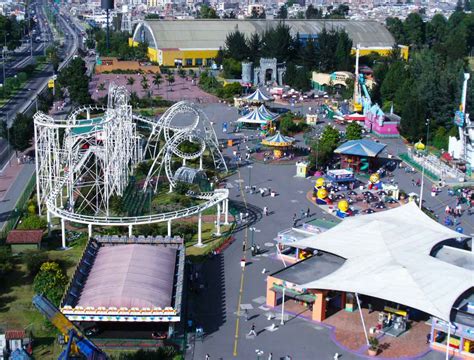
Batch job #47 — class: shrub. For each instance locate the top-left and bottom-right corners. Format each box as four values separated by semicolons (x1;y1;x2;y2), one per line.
17;215;47;230
23;250;49;277
33;261;68;306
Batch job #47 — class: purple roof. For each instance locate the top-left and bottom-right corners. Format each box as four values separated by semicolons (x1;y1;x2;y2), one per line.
76;244;177;309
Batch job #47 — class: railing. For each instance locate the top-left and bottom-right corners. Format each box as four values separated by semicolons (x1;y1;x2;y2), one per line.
0;173;37;237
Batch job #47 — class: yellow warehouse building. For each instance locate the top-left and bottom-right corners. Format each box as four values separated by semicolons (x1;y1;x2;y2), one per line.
131;20;408;67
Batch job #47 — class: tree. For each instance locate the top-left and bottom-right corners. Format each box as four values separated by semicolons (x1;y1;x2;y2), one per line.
222;58;242;79
404;13;425;47
456;0;464;11
33;262;68;306
386;17;406;44
306;5;322;19
126;77;135;86
380;61;408;101
199;5;218;19
23;251;49;277
3;113;34;151
110;195;125;215
45;46;61;73
310;125;340;167
261;23;293;62
225;30;249;61
247;33;261;63
334;30;353;71
465;0;472;11
57;57;92;105
141;75;149;91
279;115;298;135
153;73;162;90
0;246;14;277
168;74;175;89
346;122;363;140
276;5;288;19
17;215;47;230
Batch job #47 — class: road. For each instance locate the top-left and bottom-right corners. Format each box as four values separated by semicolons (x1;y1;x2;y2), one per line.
0;0;81;230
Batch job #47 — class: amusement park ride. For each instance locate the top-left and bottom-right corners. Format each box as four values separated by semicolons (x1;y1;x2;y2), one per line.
33;294;108;359
449;73;473;173
34;84;230;248
353;45;372;114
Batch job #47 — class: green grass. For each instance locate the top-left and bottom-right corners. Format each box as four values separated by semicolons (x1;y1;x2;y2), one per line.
0;232;85;359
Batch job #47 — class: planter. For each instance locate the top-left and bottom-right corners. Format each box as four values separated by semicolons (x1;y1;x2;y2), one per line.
368;348;378;356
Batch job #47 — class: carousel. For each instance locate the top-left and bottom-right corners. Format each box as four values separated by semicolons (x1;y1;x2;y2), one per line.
261;131;295;159
235;88;274;107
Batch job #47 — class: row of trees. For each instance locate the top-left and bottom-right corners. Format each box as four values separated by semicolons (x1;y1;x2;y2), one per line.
57;57;92;105
220;23;353;90
87;28;149;61
375;10;474;143
0;14;29;50
276;4;349;20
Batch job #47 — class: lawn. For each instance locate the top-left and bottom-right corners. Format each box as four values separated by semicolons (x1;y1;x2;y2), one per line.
0;232;85;359
185;222;232;257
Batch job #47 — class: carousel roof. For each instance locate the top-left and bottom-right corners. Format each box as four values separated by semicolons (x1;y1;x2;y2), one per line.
236;106;275;125
244;88;273;102
261;131;295;147
258;104;279;120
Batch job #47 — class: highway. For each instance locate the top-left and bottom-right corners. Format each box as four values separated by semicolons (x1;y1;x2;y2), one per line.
1;0;81;123
0;0;81;230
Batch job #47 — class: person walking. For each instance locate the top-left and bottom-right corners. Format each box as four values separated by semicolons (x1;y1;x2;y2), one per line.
242;241;246;252
205;354;210;360
268;353;273;360
263;206;268;216
244;309;249;321
306;207;311;218
248;323;257;337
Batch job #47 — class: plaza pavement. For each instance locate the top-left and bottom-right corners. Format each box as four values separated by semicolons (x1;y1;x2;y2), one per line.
185;103;463;359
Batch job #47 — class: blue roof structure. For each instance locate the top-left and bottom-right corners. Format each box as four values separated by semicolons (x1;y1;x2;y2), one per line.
10;349;31;360
334;139;386;157
237;106;275;125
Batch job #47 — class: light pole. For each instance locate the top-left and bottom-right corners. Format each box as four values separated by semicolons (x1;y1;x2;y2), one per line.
249;227;260;248
247;165;253;188
419;119;430;209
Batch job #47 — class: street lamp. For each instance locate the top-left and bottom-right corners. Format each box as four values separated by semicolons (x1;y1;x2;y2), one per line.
249;227;260;248
419;119;430;209
247;165;253;188
255;349;264;360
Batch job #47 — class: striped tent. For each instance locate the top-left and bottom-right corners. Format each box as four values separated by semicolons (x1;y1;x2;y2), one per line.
261;131;295;147
236;107;274;125
258;104;279;120
244;88;273;103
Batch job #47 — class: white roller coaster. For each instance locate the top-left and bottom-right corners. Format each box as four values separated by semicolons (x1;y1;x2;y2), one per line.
34;84;229;248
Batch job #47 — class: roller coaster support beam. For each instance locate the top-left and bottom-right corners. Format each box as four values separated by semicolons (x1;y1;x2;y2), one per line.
224;199;229;225
47;211;51;235
61;218;66;249
128;224;133;237
196;211;203;247
88;224;92;239
199;156;203;170
168;219;172;237
216;202;221;236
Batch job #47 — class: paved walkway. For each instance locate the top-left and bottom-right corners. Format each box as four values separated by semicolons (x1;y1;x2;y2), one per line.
185;103;462;360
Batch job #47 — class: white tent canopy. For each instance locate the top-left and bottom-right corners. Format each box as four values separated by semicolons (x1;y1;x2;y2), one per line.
244;88;273;102
292;202;472;321
236;106;276;125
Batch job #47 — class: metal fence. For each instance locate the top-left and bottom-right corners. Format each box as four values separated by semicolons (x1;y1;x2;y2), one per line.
0;173;37;238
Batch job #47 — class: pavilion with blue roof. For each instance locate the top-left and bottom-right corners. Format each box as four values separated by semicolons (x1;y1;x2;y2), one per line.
334;139;387;172
244;88;273;103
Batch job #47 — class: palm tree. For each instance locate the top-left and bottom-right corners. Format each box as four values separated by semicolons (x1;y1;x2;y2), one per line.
141;75;149;93
167;74;175;91
153;73;162;92
126;77;135;86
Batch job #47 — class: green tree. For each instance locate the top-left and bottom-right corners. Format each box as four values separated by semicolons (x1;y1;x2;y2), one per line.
5;113;34;151
334;30;353;71
276;5;288;19
283;63;311;91
386;17;406;44
33;262;68;306
306;5;322;19
17;215;47;230
380;61;408;102
23;251;49;277
0;246;14;277
404;13;425;47
126;77;135;86
110;195;125;215
261;23;293;62
199;5;218;19
153;73;162;90
432;126;449;150
168;74;175;89
225;30;249;61
310;125;340;167
346;122;363;140
57;57;92;105
141;75;149;91
222;58;242;79
247;33;261;63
